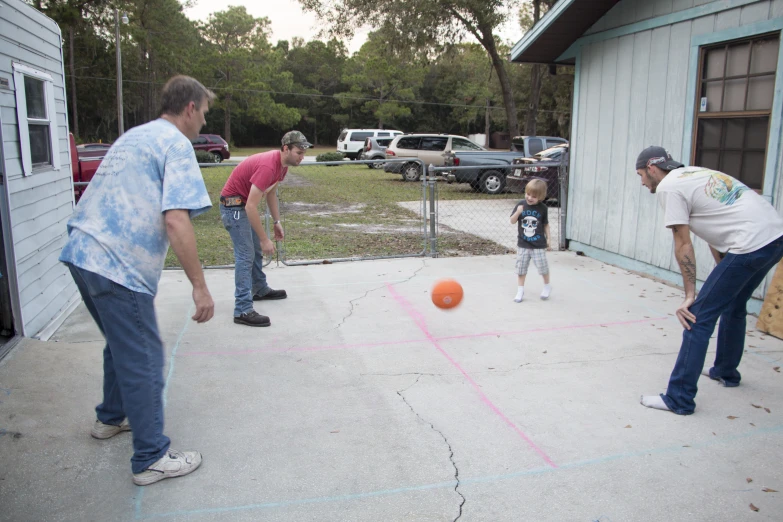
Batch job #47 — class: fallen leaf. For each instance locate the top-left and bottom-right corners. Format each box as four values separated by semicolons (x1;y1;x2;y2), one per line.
748;477;754;483
727;416;738;420
542;351;547;354
752;404;762;409
749;503;759;512
624;425;632;428
682;444;691;447
750;423;756;426
330;430;340;433
713;432;717;436
774;367;780;373
765;408;771;413
762;488;778;493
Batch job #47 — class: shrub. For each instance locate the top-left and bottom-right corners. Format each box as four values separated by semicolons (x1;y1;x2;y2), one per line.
195;150;217;163
315;152;344;162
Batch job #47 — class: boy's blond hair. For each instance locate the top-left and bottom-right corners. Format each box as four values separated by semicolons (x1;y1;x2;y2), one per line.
525;179;548;201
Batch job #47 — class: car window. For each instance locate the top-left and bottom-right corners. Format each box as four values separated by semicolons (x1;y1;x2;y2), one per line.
351;132;373;142
377;139;393;147
396;137;421;150
377;132;390;137
420;137;448;151
452;137;483;151
191;137;208;145
338;131;348;142
528;139;545;155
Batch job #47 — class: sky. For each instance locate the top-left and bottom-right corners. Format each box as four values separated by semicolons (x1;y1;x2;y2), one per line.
183;0;524;54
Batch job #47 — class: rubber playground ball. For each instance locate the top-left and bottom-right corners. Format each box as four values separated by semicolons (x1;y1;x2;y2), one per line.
431;279;464;310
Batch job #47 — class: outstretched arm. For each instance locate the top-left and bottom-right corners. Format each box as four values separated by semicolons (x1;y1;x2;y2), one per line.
671;224;697;329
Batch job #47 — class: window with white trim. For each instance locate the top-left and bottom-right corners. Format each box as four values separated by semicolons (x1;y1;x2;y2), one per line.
12;63;60;175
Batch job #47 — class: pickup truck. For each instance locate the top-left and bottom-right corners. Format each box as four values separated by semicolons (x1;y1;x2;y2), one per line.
69;133;102;201
441;136;568;195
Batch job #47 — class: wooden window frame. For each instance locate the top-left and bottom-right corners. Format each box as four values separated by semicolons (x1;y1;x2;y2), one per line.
12;62;60;176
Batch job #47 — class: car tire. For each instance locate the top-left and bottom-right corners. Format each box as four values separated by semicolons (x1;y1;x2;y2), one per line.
367;157;385;169
479;170;506;195
469;180;481;192
211;152;223;163
402;162;422;182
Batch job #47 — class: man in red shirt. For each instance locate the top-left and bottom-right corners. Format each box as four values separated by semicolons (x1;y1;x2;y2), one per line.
220;131;310;326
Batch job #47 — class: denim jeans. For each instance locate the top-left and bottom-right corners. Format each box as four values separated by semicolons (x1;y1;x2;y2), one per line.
220;205;270;316
661;234;783;415
67;264;170;473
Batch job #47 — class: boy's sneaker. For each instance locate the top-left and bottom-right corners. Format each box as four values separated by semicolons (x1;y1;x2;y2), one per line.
132;449;202;486
91;418;131;439
253;288;287;300
234;310;271;327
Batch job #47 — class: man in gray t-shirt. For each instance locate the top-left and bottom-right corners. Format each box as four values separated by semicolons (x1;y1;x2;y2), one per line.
635;146;783;415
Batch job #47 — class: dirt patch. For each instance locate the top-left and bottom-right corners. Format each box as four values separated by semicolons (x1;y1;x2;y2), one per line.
279;172;313;187
280;202;367;216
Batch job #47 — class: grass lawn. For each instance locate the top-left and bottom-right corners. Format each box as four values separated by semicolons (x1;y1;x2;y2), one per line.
166;164;514;267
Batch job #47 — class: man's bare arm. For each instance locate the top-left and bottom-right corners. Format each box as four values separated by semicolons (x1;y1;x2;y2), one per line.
671;224;697;298
165;209;214;323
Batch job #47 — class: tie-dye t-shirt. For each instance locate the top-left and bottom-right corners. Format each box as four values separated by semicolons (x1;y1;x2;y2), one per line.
656;166;783;254
59;119;211;295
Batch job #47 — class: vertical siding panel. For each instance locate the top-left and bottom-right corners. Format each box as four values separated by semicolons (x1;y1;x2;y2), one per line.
652;0;675;17
651;21;694;270
673;0;697;12
576;41;605;244
620;31;653;259
613;0;638;28
740;1;774;25
590;39;620;250
634;25;672;266
605;34;636;254
772;0;783;18
636;1;655;22
715;7;743;31
572;45;591;242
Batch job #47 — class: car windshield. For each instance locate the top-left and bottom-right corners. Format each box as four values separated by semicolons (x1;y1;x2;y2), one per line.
534;146;565;160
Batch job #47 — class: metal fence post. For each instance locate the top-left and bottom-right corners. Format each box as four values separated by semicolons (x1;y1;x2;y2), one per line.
427;163;437;257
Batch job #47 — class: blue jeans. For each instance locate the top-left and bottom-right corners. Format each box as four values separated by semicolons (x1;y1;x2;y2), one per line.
67;264;170;473
220;205;270;316
661;235;783;414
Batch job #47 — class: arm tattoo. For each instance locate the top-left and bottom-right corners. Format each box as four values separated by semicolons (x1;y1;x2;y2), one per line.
681;254;697;284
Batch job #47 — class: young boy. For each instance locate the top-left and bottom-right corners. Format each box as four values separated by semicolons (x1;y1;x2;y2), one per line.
510;179;551;302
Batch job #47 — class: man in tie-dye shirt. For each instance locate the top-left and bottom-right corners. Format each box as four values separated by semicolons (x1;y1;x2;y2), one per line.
59;76;215;486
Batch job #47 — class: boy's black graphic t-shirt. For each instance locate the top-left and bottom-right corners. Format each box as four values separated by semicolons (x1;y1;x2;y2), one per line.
512;201;548;249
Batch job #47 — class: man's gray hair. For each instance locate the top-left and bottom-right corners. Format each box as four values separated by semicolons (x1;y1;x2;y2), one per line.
159;76;216;116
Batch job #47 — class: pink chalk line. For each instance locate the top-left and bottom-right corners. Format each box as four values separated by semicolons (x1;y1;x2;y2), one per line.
179;316;667;357
384;283;558;469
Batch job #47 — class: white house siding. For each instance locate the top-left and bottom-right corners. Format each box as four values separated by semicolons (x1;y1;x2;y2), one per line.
568;0;783;303
0;0;77;337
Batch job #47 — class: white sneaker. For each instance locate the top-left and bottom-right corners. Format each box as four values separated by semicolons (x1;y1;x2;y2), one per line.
132;449;203;486
91;418;131;439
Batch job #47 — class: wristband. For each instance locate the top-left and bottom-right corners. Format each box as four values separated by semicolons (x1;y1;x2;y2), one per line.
273;220;281;225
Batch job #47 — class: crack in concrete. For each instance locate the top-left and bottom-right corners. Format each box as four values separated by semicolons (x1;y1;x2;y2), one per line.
333;260;428;330
397;374;465;522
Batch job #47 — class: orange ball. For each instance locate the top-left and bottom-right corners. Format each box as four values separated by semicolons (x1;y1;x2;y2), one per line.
431;279;464;309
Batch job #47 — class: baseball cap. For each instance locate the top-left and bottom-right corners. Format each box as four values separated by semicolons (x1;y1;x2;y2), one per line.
635;146;684;171
281;130;312;149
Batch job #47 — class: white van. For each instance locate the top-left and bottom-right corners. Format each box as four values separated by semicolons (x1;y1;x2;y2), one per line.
337;129;403;159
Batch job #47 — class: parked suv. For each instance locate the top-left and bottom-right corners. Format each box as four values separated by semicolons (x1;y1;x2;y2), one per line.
337;129;403;160
191;134;230;162
384;134;485;181
358;137;394;169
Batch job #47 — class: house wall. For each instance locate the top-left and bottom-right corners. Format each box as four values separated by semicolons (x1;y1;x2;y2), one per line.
567;0;783;308
0;0;78;337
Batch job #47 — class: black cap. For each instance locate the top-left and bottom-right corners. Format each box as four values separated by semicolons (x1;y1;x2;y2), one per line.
636;146;684;171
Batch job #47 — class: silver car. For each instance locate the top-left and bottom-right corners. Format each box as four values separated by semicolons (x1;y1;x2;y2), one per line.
358;137;394;169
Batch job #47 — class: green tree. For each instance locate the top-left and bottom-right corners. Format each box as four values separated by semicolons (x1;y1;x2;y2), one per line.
299;0;524;136
199;6;300;144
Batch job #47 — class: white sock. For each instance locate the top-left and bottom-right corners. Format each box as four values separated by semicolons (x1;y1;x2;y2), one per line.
640;395;672;412
514;286;524;302
540;284;552;300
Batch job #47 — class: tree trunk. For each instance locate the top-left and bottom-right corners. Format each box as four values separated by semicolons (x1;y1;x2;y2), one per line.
484;99;490;147
69;27;79;138
481;27;519;137
525;64;542;135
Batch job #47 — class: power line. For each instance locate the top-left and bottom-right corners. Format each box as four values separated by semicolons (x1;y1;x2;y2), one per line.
70;75;572;114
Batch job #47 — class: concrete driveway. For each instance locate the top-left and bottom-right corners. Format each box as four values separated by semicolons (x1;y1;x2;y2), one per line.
1;254;782;521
